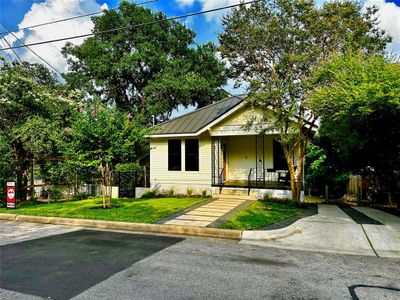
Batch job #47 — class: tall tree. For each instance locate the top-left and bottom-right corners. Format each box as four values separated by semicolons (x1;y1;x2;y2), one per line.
62;0;227;119
219;0;390;202
62;102;149;208
309;52;400;204
0;59;75;201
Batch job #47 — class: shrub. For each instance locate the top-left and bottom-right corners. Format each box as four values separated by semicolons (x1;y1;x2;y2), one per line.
142;190;158;198
202;190;209;198
263;192;272;201
47;187;63;202
166;187;175;197
71;192;90;201
186;187;193;197
141;191;155;198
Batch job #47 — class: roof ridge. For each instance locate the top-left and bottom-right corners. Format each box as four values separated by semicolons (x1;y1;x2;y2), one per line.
158;95;243;126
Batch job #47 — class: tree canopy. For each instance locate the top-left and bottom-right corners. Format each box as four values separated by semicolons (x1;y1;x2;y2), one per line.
62;0;227;119
61;102;149;207
309;52;400;202
219;0;390;201
0;59;76;201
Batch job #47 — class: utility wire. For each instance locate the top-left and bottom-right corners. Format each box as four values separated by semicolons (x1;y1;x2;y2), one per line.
0;23;62;74
0;32;21;61
0;0;158;35
0;0;261;51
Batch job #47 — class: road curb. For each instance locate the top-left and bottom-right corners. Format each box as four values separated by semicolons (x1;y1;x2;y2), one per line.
0;213;242;240
0;213;17;221
242;222;303;241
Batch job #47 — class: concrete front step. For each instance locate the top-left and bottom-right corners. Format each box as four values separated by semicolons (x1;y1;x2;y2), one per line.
213;194;257;201
212;187;257;200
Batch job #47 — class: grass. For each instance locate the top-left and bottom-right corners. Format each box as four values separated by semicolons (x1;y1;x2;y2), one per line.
219;201;303;230
0;197;206;224
305;196;327;204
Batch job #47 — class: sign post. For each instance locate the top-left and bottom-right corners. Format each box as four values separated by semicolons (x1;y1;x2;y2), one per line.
6;182;16;209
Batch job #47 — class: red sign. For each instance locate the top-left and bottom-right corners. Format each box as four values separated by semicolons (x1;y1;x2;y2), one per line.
6;182;16;208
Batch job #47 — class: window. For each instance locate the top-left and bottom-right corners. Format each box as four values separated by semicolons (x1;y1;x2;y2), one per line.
168;140;181;171
185;139;199;171
273;139;288;170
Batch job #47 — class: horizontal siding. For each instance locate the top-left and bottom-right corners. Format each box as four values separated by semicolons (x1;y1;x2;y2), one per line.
150;134;212;186
211;108;278;136
226;135;276;180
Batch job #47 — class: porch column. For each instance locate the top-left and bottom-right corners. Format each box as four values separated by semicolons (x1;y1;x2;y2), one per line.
211;137;221;185
255;134;265;187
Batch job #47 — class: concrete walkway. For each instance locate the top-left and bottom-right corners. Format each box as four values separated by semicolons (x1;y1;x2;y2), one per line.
353;207;400;259
241;205;400;259
353;207;400;227
164;198;246;227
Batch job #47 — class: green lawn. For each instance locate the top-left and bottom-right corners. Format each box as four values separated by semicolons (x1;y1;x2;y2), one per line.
0;197;207;224
219;201;303;230
305;195;326;204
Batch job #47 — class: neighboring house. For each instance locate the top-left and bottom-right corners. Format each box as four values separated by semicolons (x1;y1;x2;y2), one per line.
149;95;299;199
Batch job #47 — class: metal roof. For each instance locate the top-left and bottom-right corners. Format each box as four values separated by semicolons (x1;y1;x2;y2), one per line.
154;95;245;135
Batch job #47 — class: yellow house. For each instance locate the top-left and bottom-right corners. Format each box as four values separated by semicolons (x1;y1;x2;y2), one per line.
149;95;296;200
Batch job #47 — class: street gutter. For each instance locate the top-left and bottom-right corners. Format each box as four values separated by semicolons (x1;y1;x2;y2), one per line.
0;213;242;240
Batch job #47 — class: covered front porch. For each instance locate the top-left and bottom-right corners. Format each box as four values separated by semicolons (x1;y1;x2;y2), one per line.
211;135;292;191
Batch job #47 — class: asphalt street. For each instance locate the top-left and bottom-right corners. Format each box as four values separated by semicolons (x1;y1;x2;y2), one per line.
1;221;399;300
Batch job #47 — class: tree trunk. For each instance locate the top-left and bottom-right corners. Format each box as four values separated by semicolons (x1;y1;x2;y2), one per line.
283;141;306;205
285;149;298;203
100;158;112;208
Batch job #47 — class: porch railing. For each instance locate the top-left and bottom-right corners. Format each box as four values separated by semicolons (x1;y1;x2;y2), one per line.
247;168;291;193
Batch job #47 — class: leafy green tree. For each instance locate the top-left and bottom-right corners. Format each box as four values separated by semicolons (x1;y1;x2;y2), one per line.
0;134;14;203
62;102;149;208
219;0;390;202
305;142;349;197
309;52;400;204
62;0;227;119
0;59;75;201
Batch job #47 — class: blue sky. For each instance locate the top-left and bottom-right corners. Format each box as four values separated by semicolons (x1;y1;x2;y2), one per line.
1;0;399;68
0;0;399;114
0;0;235;47
1;0;399;45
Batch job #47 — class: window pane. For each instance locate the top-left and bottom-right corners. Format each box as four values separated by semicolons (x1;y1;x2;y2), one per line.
168;140;181;171
273;139;288;170
185;139;199;171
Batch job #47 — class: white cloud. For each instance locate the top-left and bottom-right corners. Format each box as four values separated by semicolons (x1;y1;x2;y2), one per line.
175;0;242;22
198;0;242;22
176;0;195;8
3;0;107;73
363;0;400;56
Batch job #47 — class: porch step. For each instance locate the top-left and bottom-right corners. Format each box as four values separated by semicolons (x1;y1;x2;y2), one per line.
211;187;258;200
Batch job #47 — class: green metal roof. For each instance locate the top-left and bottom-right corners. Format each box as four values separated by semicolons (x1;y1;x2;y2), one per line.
154;95;244;135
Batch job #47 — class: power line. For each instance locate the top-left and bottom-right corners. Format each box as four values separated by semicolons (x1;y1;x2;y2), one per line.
0;32;21;61
0;0;158;35
0;0;261;51
0;23;62;74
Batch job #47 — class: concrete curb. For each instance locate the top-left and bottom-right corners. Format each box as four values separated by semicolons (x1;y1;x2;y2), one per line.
0;213;17;221
242;222;303;241
0;213;242;240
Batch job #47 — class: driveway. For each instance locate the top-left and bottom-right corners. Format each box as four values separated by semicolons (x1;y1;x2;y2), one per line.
242;204;400;259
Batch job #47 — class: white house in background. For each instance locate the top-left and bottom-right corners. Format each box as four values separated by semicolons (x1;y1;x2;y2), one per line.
148;95;304;200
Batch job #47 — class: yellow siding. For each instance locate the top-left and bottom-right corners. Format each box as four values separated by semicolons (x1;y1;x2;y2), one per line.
150;133;212;192
210;107;278;136
226;135;277;180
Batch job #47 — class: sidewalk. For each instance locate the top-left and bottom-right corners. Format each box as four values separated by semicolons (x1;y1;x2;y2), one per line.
241;204;400;259
163;198;247;227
